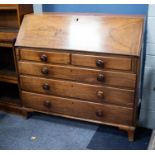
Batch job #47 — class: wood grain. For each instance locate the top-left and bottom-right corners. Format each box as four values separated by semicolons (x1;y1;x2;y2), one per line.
18;61;136;89
20;75;135;107
72;53;133;71
19;48;70;64
22;91;133;125
0;4;33;29
0;4;33;117
0;31;17;42
14;13;144;141
15;13;144;56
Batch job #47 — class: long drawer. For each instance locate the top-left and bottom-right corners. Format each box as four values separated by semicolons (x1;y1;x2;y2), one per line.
72;53;133;71
18;61;136;89
18;48;70;64
22;91;133;125
20;76;135;107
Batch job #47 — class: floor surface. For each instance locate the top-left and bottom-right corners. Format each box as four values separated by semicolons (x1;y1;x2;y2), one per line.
0;112;152;150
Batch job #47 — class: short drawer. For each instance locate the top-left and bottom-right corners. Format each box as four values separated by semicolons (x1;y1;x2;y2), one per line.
19;61;136;89
72;53;133;71
22;91;133;125
20;76;135;107
18;48;70;64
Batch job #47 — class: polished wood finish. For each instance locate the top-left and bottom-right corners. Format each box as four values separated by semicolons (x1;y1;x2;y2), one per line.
0;31;17;43
0;10;19;29
20;75;135;107
0;4;33;29
0;5;33;114
19;48;70;64
0;100;31;118
18;61;136;89
72;54;133;71
15;13;144;141
15;13;144;56
0;45;18;84
0;69;18;84
0;4;18;9
22;91;133;125
0;4;33;44
127;128;135;141
119;126;135;142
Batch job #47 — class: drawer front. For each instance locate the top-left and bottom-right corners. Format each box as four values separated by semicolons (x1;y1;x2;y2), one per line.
22;91;133;125
19;48;70;64
19;61;136;89
20;76;134;107
72;54;132;71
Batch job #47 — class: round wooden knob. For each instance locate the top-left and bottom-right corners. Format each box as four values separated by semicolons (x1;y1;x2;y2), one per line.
41;67;49;74
96;60;104;67
42;83;50;90
43;100;52;108
96;110;104;117
97;73;104;82
40;54;48;62
97;90;104;99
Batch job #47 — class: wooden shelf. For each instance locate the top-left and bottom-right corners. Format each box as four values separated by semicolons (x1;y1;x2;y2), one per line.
0;96;22;116
0;27;18;32
0;4;18;10
0;96;20;106
0;98;26;117
0;46;17;84
0;29;17;43
0;69;18;84
0;4;33;115
0;80;20;106
0;6;17;10
0;42;13;47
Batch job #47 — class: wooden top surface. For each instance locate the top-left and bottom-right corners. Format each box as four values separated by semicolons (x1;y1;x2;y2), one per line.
15;13;144;56
0;4;19;10
0;4;28;10
0;30;17;43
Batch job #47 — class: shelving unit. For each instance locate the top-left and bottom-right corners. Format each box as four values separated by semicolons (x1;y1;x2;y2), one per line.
0;81;20;104
0;41;19;105
0;69;18;84
0;4;33;113
0;46;17;84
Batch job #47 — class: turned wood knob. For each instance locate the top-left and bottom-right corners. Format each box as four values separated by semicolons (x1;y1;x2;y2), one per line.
43;100;52;108
96;60;104;67
42;83;50;90
97;90;104;99
41;67;49;74
40;54;48;62
97;73;104;82
96;110;104;117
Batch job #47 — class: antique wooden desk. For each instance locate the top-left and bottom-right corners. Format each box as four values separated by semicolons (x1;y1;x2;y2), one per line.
15;13;144;141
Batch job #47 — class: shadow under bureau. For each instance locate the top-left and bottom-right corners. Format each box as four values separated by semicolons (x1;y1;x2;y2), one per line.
15;13;144;141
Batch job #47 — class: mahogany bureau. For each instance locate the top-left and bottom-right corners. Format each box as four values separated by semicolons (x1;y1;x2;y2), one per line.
15;13;144;141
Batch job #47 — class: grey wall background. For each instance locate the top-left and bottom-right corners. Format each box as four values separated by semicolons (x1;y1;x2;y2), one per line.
139;5;155;129
33;4;42;13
